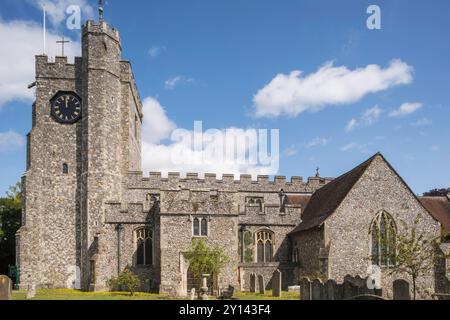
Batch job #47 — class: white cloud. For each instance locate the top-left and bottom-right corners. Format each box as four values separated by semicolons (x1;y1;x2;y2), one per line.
361;105;382;125
141;97;278;177
389;102;423;118
411;117;432;127
148;46;166;58
345;105;382;132
29;0;95;28
0;19;80;108
430;145;439;152
340;143;358;152
141;97;177;144
253;59;413;118
306;137;330;148
0;131;25;152
346;118;358;132
165;75;194;90
340;141;374;154
284;145;298;157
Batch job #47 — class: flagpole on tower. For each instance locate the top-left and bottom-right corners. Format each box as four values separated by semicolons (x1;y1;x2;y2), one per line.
43;5;47;54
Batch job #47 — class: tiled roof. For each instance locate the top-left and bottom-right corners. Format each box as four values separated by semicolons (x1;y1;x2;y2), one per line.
419;196;450;231
289;154;379;234
285;194;312;208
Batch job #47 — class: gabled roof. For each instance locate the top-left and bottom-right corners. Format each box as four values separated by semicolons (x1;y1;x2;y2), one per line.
289;153;380;234
419;196;450;231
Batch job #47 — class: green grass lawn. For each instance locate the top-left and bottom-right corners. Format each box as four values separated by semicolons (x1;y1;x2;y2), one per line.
12;289;299;300
235;290;299;300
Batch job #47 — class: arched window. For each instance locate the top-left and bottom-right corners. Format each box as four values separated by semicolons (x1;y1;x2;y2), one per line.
193;217;208;237
135;227;153;266
63;163;68;174
256;230;274;263
370;211;397;268
201;218;208;236
193;218;200;236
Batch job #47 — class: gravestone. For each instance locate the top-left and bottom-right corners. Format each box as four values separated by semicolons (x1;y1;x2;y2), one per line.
27;284;36;299
311;279;324;300
258;275;265;294
288;285;300;293
343;276;358;300
272;269;282;297
0;275;12;300
189;288;196;300
393;279;411;300
325;280;337;300
249;273;256;293
352;275;367;295
300;278;311;300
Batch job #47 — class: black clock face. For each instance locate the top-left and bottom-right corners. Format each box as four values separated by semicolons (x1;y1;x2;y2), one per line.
50;92;82;124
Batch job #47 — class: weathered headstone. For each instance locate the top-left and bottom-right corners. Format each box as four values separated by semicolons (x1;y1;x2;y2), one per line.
258;274;265;295
300;277;311;300
189;288;196;300
0;275;12;300
325;279;337;300
272;269;282;297
288;285;300;293
249;273;256;293
393;279;411;300
343;276;358;300
311;279;324;300
26;284;36;299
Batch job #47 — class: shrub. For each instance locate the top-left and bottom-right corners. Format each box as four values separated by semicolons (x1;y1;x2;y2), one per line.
108;268;140;296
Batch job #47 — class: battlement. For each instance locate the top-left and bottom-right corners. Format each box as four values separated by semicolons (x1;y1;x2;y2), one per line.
83;20;120;43
127;171;333;193
35;55;82;79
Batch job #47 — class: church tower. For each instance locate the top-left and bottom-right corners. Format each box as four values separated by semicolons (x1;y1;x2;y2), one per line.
17;15;143;290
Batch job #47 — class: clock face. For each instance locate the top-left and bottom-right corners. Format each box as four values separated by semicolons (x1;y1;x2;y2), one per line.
50;92;82;124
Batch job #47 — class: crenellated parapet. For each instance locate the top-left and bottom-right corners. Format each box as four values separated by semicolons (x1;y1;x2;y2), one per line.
35;55;82;79
126;171;333;193
83;20;120;45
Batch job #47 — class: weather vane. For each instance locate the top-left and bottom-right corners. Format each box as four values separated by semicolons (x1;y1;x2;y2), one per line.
99;0;104;22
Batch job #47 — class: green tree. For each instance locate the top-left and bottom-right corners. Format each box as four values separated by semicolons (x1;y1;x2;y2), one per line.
0;182;22;275
184;239;229;288
375;216;440;300
108;267;141;296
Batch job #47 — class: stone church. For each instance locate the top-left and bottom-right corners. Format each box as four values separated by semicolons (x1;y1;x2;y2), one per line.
16;18;449;298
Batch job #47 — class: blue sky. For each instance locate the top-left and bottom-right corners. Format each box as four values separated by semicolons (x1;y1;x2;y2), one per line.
0;0;449;195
